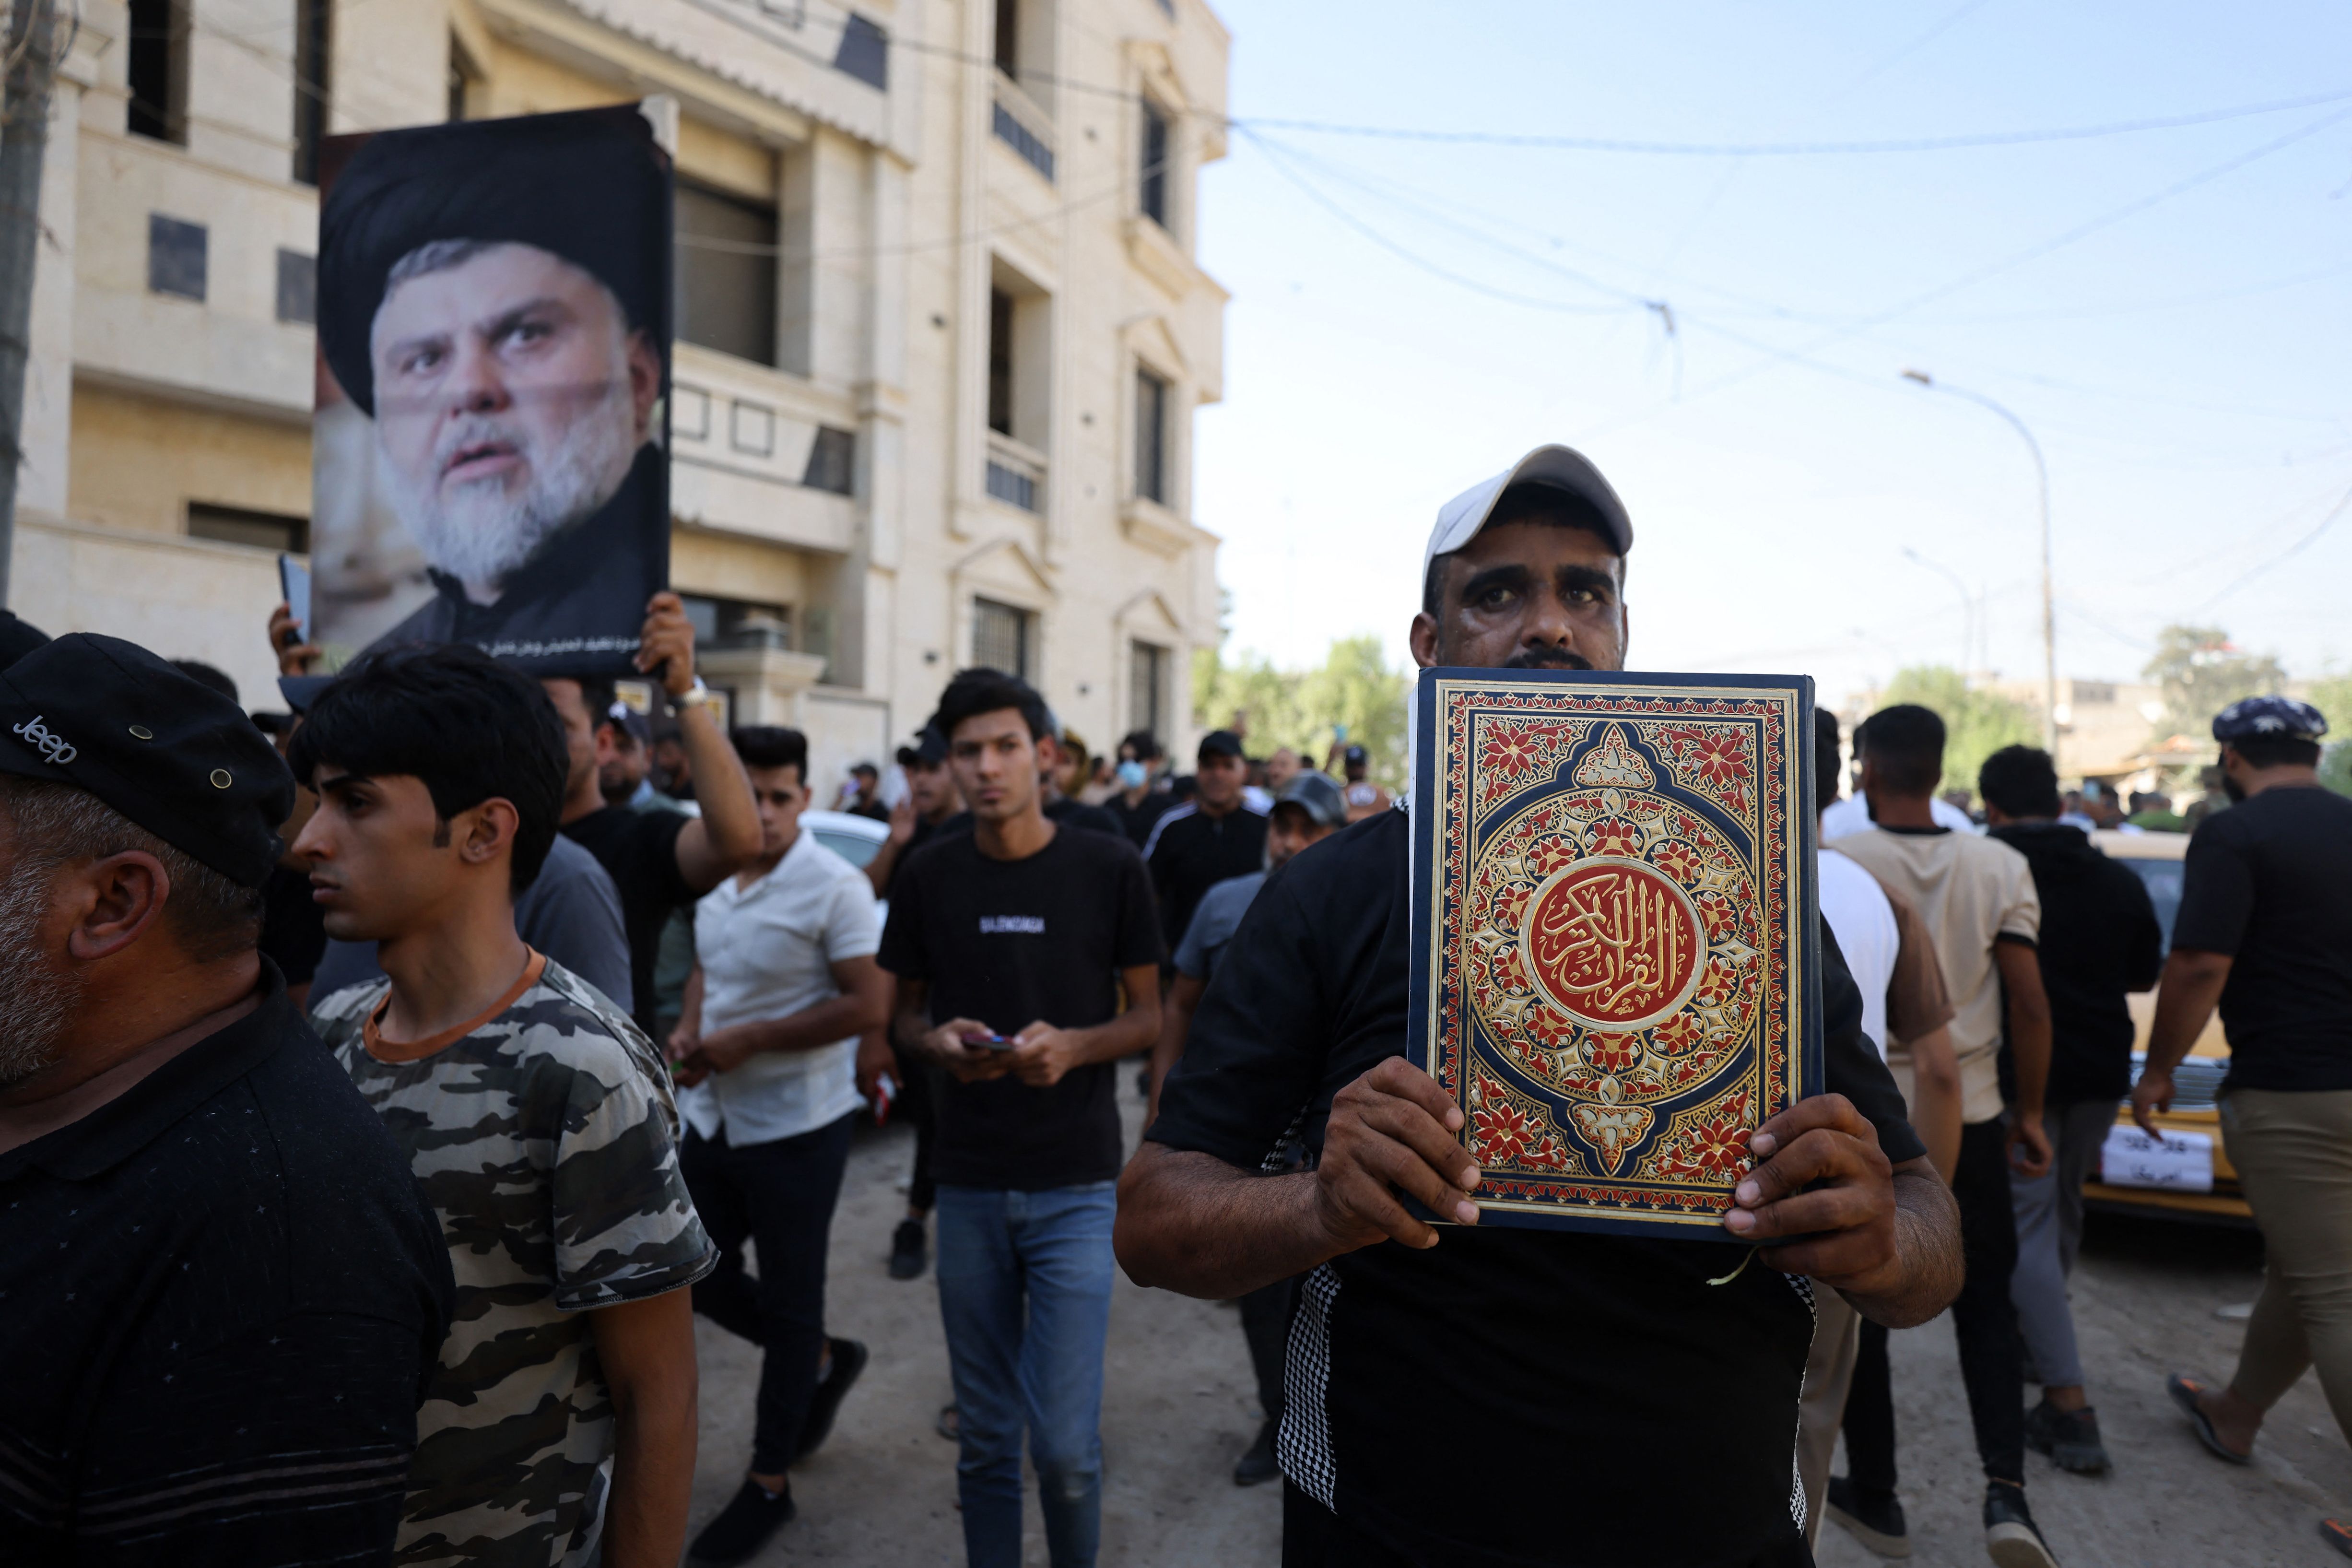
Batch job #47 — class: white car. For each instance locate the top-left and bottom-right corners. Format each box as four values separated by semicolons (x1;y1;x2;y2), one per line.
799;808;890;870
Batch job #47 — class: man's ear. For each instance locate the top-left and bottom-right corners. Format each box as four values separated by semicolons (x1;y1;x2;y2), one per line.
1409;610;1441;670
625;330;662;441
64;851;172;963
455;798;522;872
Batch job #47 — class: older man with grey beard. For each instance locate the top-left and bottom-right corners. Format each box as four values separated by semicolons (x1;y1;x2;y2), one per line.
316;107;671;672
0;633;453;1566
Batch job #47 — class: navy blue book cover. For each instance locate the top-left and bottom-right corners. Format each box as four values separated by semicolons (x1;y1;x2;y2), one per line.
1407;668;1821;1237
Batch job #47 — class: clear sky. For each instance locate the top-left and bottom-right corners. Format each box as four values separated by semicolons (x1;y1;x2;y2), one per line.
1190;0;2352;708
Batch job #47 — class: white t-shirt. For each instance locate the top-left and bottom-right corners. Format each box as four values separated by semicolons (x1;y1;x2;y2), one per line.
680;830;881;1146
1828;826;2040;1124
1820;848;1898;1061
1819;792;1979;840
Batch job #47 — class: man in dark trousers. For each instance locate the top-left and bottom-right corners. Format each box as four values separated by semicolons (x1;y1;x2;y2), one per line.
0;635;452;1565
2140;698;2352;1556
1117;445;1963;1568
1142;728;1269;953
1980;743;2161;1476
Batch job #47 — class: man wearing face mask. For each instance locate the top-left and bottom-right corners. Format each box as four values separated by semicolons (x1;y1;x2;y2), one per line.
1112;732;1174;849
1117;447;1964;1568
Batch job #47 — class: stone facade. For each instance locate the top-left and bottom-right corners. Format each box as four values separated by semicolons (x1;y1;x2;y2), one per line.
12;0;1228;793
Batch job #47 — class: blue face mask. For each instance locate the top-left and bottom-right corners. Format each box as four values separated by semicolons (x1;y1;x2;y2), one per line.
1116;760;1148;789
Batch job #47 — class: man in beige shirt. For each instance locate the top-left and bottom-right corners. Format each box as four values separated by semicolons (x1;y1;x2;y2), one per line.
1830;703;2058;1568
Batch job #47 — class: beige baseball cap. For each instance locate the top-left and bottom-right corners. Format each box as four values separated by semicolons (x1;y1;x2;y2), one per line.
1422;445;1634;585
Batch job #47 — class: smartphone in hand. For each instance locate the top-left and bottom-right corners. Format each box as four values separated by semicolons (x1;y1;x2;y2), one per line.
278;554;312;644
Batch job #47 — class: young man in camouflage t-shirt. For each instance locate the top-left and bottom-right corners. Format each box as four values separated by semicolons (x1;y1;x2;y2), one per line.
292;646;715;1568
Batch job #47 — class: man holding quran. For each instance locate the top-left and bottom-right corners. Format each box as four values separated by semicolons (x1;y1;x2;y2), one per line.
1116;446;1976;1568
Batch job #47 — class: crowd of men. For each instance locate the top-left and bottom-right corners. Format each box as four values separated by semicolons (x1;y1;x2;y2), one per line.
2;443;2348;1568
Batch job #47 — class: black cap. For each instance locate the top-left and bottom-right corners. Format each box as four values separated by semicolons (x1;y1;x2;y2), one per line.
1199;729;1245;761
604;699;653;748
911;724;950;766
1344;743;1368;765
0;635;295;887
0;610;50;670
2213;695;2327;743
318;105;670;417
1273;770;1348;831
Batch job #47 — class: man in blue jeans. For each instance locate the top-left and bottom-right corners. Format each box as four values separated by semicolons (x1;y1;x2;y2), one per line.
878;667;1163;1567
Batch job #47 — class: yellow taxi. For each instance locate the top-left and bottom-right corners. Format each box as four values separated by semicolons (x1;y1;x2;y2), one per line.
2076;828;2252;1224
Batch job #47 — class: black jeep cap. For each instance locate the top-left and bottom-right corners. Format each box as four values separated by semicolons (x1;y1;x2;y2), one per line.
0;634;295;886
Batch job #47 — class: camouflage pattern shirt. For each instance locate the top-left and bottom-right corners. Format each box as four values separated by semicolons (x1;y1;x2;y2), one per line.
311;950;715;1568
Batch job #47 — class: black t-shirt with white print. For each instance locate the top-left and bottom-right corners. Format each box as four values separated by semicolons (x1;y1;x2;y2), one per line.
878;823;1164;1190
1147;807;1924;1568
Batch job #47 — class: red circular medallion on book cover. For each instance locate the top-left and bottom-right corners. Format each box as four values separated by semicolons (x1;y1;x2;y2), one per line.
1522;856;1704;1031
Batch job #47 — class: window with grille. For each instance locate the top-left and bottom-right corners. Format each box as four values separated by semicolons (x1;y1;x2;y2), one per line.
973;598;1032;680
1130;640;1168;743
1134;367;1169;505
1140;99;1170;227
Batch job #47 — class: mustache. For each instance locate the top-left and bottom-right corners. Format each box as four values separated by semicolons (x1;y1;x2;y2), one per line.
1502;648;1593;670
434;413;529;477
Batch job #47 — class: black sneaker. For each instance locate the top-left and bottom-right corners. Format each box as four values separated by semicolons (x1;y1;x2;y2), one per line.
1826;1474;1910;1558
792;1337;868;1463
889;1219;928;1280
1984;1481;2059;1568
2024;1398;2112;1475
688;1477;795;1566
1233;1416;1280;1486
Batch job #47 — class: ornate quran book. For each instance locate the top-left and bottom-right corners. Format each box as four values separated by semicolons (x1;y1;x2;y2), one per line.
1407;669;1821;1237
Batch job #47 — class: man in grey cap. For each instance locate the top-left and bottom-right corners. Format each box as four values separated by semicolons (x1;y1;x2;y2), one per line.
2142;698;2352;1556
0;634;453;1564
1120;447;1964;1568
1147;768;1350;1488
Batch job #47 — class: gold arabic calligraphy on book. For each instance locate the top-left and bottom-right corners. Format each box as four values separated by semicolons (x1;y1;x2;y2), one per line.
1416;674;1811;1233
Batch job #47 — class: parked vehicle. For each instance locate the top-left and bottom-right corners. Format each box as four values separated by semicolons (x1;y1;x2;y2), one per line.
2080;829;2251;1225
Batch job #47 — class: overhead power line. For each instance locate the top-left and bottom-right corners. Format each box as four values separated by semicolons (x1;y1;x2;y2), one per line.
1238;85;2352;156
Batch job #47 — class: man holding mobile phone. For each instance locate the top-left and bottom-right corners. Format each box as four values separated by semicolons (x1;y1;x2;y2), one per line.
877;668;1163;1568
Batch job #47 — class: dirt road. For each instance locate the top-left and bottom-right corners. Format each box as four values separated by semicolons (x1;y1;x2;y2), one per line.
690;1096;2341;1567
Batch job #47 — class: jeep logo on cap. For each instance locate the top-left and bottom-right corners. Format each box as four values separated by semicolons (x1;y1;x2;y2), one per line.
12;715;77;766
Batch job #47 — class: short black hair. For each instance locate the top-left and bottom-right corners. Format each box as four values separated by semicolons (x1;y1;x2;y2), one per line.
734;725;808;780
1978;744;2061;819
289;644;567;895
932;667;1049;744
1858;704;1945;796
2227;734;2323;770
1120;729;1163;763
573;674;619;729
169;659;239;705
1421;483;1623;618
1812;708;1842;815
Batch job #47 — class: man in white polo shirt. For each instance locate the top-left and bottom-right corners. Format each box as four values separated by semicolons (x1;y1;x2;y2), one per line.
667;725;893;1565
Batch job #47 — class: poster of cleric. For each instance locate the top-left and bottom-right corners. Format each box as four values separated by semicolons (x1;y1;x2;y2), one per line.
309;105;671;674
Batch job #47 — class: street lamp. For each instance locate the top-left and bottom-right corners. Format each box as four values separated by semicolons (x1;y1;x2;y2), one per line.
1901;368;2058;757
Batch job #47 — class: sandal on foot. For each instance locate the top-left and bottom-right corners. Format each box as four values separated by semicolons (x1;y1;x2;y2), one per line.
2166;1373;2251;1465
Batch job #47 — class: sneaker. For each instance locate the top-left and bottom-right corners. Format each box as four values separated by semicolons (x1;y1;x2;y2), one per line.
889;1218;928;1281
1826;1474;1910;1558
1984;1481;2059;1568
1233;1416;1281;1486
791;1337;868;1463
688;1477;795;1566
2023;1398;2111;1475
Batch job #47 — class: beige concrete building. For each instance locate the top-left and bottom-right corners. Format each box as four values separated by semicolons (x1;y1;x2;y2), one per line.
12;0;1229;793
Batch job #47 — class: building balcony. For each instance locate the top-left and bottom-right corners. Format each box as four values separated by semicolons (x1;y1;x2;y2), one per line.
991;77;1056;182
984;431;1047;514
670;344;860;552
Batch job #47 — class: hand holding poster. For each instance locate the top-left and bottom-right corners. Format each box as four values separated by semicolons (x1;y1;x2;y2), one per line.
311;105;673;672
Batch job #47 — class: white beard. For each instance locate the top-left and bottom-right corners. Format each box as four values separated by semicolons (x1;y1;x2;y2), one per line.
384;375;641;599
0;862;82;1089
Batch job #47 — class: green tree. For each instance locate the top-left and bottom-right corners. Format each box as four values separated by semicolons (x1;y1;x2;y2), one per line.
1877;665;2038;801
2142;625;2286;741
2310;677;2352;801
1192;635;1411;786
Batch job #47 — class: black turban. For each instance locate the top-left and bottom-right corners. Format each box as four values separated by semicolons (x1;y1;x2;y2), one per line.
318;105;671;417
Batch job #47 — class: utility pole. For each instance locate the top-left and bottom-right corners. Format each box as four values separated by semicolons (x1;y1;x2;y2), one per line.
1902;369;2058;759
0;0;62;608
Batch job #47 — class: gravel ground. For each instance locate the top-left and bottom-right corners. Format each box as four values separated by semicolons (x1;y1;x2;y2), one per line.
689;1091;2342;1567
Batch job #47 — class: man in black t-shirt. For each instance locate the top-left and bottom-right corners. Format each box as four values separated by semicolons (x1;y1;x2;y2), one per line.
1117;446;1965;1568
1981;744;2162;1475
2139;697;2352;1549
878;668;1162;1568
0;635;453;1567
1143;728;1270;953
546;590;762;1038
